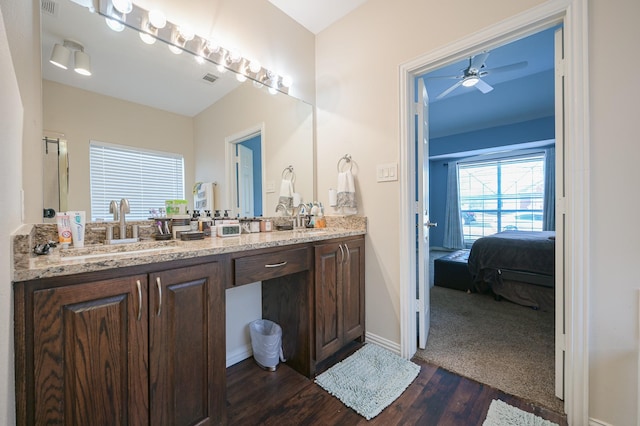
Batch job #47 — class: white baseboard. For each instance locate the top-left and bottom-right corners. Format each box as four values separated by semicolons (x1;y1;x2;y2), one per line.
229;333;403;367
226;344;252;368
365;332;401;355
589;418;613;426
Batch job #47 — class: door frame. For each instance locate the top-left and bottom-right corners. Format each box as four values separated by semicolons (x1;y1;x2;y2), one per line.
398;1;590;424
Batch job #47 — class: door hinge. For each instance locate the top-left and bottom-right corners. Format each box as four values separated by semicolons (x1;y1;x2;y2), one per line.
416;298;424;313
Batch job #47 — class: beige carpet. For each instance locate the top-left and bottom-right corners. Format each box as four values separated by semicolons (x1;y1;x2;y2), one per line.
414;286;564;413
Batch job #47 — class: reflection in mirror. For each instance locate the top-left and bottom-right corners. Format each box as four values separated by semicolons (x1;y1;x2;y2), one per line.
41;0;313;220
43;136;68;221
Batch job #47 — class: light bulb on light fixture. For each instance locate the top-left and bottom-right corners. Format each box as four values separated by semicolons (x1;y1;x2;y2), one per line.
105;17;125;32
281;75;293;88
248;60;261;74
111;0;133;14
236;73;247;83
195;40;218;64
216;64;227;74
462;76;480;87
139;10;166;45
168;26;194;54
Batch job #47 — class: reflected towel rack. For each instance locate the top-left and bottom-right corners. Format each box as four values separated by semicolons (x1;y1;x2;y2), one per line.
282;165;295;182
337;154;352;172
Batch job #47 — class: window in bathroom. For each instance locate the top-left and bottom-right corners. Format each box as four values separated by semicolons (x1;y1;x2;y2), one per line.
89;141;185;221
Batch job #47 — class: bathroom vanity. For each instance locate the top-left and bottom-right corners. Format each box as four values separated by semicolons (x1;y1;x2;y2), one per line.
12;221;365;425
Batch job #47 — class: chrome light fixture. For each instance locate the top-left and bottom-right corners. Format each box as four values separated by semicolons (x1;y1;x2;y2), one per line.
96;0;292;94
49;40;92;76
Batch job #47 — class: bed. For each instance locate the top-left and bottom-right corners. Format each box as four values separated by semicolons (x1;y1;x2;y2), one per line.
468;230;556;311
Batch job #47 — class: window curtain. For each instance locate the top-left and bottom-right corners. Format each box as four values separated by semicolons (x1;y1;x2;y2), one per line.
543;147;555;231
443;162;464;249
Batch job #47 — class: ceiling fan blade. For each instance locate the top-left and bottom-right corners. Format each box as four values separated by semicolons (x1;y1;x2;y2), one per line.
426;74;463;80
436;80;463;100
469;52;489;72
482;61;528;75
474;79;494;94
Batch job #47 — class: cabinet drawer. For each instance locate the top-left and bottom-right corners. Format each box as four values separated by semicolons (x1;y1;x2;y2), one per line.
234;247;309;286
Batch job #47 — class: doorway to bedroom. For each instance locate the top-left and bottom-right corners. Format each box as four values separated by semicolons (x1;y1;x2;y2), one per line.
412;25;563;413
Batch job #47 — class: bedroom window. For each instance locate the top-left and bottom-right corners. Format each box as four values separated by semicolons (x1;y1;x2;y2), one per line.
458;153;545;244
89;141;185;221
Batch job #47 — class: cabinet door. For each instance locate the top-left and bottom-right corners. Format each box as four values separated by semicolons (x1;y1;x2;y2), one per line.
31;275;149;426
314;242;343;362
149;262;226;426
342;238;365;343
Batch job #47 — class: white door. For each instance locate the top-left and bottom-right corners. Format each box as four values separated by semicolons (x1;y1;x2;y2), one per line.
417;78;431;349
554;26;566;401
237;144;254;217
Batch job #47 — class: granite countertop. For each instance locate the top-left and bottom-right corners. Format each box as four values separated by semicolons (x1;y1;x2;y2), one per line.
12;217;366;282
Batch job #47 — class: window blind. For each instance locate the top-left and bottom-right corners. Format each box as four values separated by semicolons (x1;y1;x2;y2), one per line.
90;141;184;221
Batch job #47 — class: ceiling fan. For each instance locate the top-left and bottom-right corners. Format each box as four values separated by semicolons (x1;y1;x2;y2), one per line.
430;52;528;100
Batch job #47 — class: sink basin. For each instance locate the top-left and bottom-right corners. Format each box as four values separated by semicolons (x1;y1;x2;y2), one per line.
59;239;179;259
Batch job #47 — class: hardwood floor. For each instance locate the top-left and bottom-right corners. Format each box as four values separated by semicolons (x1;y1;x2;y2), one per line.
226;355;567;425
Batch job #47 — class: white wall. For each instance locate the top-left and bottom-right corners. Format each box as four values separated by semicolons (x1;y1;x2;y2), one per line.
315;0;640;424
0;5;25;425
193;83;314;213
315;0;546;350
588;0;640;424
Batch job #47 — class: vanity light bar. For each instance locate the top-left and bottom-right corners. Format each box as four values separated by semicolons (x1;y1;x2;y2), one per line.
97;0;291;95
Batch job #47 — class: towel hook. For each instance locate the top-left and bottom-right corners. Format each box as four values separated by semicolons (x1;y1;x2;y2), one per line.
337;154;352;172
282;165;295;182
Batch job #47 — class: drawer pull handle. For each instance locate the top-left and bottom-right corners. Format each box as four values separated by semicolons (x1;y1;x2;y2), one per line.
265;261;287;268
136;280;142;321
339;245;345;264
156;277;162;317
345;244;351;264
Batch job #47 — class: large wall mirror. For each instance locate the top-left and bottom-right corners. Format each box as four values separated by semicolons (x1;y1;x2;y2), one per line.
41;0;314;221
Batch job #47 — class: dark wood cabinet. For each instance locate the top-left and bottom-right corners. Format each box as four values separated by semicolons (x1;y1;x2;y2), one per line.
15;260;226;426
314;237;365;362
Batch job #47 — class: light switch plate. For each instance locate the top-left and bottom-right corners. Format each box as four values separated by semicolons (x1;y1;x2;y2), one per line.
377;163;398;182
266;181;276;193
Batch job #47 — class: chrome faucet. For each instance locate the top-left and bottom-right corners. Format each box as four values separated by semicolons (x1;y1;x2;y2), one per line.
275;202;290;216
109;200;119;222
119;198;130;239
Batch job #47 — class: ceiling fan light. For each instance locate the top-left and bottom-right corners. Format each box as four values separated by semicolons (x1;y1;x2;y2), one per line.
462;76;479;87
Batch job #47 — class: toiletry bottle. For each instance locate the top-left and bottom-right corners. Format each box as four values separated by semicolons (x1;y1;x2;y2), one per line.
315;203;326;228
190;210;200;231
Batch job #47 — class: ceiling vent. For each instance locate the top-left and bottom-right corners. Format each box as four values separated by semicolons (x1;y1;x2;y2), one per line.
41;0;58;17
202;73;218;84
